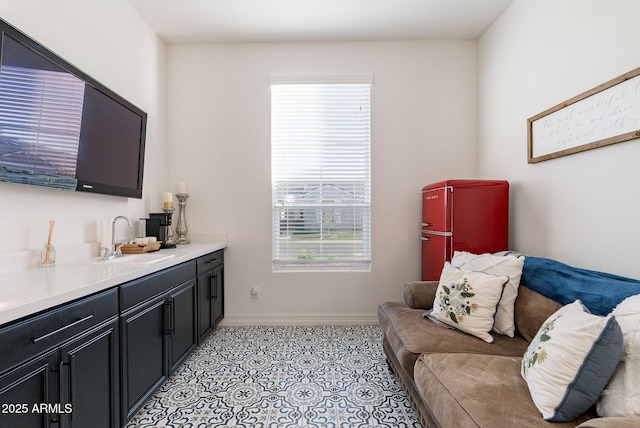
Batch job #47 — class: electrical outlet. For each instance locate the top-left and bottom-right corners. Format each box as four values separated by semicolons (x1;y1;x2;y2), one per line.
250;286;260;299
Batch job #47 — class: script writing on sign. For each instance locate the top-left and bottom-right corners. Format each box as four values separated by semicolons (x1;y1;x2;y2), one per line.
528;67;640;163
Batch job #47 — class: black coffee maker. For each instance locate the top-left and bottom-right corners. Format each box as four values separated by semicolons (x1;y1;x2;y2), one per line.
145;213;176;248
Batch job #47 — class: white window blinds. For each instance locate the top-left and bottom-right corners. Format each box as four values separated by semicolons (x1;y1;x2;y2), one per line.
0;64;84;179
271;77;372;271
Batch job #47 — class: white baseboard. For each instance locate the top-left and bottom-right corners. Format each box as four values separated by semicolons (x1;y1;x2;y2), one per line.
220;313;379;327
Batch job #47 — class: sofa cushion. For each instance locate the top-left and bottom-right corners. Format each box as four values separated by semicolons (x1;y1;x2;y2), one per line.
515;285;563;342
575;416;640;427
521;300;624;422
452;251;525;337
429;262;509;343
403;280;439;310
377;301;529;379
414;353;593;427
598;294;640;417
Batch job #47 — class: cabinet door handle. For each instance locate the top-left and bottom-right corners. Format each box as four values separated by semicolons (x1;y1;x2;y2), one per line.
210;276;218;301
170;298;176;336
172;298;176;336
164;300;171;335
164;299;176;336
58;360;65;406
69;354;76;422
32;315;94;343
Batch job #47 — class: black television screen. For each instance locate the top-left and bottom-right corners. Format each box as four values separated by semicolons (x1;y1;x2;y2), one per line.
0;19;147;198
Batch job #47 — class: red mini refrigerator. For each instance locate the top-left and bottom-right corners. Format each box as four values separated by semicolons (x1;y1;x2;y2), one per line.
421;180;509;280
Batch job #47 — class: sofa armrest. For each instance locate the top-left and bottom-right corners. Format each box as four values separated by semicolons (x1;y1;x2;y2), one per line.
576;416;640;428
403;281;439;310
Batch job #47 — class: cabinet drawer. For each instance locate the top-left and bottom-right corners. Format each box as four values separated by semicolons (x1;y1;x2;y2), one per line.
120;260;196;310
196;250;224;274
0;288;118;374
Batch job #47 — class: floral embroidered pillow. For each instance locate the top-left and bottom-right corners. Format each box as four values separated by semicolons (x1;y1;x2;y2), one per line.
430;262;509;343
451;251;524;337
521;300;623;422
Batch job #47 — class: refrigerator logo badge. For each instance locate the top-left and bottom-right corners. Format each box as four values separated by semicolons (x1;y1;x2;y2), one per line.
425;195;439;200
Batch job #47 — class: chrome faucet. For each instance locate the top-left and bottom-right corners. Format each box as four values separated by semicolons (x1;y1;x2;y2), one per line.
103;215;132;260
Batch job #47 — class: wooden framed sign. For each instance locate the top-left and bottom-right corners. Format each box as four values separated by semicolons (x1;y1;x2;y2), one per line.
528;67;640;163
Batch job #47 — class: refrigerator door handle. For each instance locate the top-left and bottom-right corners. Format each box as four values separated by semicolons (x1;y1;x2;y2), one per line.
420;222;432;227
421;236;432;241
422;230;453;237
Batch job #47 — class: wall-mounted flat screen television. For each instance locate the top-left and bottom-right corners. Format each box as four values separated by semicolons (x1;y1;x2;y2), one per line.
0;18;147;198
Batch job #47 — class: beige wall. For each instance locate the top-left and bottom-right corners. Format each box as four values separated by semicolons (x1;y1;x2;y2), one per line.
0;0;168;251
166;41;479;323
478;0;640;277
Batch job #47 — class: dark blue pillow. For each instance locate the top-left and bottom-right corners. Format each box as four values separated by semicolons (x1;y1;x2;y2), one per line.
522;257;640;315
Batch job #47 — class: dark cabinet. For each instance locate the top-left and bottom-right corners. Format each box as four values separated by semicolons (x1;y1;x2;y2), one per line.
60;319;120;427
0;350;58;427
196;250;224;343
168;280;198;372
119;261;197;425
211;263;224;327
0;288;119;428
120;293;168;423
0;248;223;428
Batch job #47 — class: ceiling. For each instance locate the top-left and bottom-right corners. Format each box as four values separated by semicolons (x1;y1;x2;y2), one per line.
128;0;514;44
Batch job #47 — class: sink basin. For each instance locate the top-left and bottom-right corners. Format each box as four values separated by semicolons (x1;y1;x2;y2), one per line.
90;253;176;266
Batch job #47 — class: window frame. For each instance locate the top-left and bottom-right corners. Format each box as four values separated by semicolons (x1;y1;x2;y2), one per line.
270;74;373;272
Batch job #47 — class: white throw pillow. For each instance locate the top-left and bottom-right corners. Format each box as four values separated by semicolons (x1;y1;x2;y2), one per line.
430;262;508;343
597;294;640;417
521;300;623;422
451;251;524;337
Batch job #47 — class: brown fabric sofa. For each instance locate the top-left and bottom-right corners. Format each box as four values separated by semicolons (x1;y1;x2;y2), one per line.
378;281;640;428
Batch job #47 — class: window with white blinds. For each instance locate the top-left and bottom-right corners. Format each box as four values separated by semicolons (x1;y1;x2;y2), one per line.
271;77;372;271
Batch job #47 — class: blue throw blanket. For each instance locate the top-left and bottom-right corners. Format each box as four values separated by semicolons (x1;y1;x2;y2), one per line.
521;256;640;316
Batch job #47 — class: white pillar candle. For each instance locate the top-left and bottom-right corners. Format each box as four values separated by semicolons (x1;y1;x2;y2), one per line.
177;181;187;194
163;192;173;208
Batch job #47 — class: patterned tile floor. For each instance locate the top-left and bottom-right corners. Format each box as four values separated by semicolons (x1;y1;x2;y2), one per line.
127;325;422;427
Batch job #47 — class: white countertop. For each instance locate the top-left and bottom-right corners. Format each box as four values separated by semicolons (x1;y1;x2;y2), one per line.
0;240;227;326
